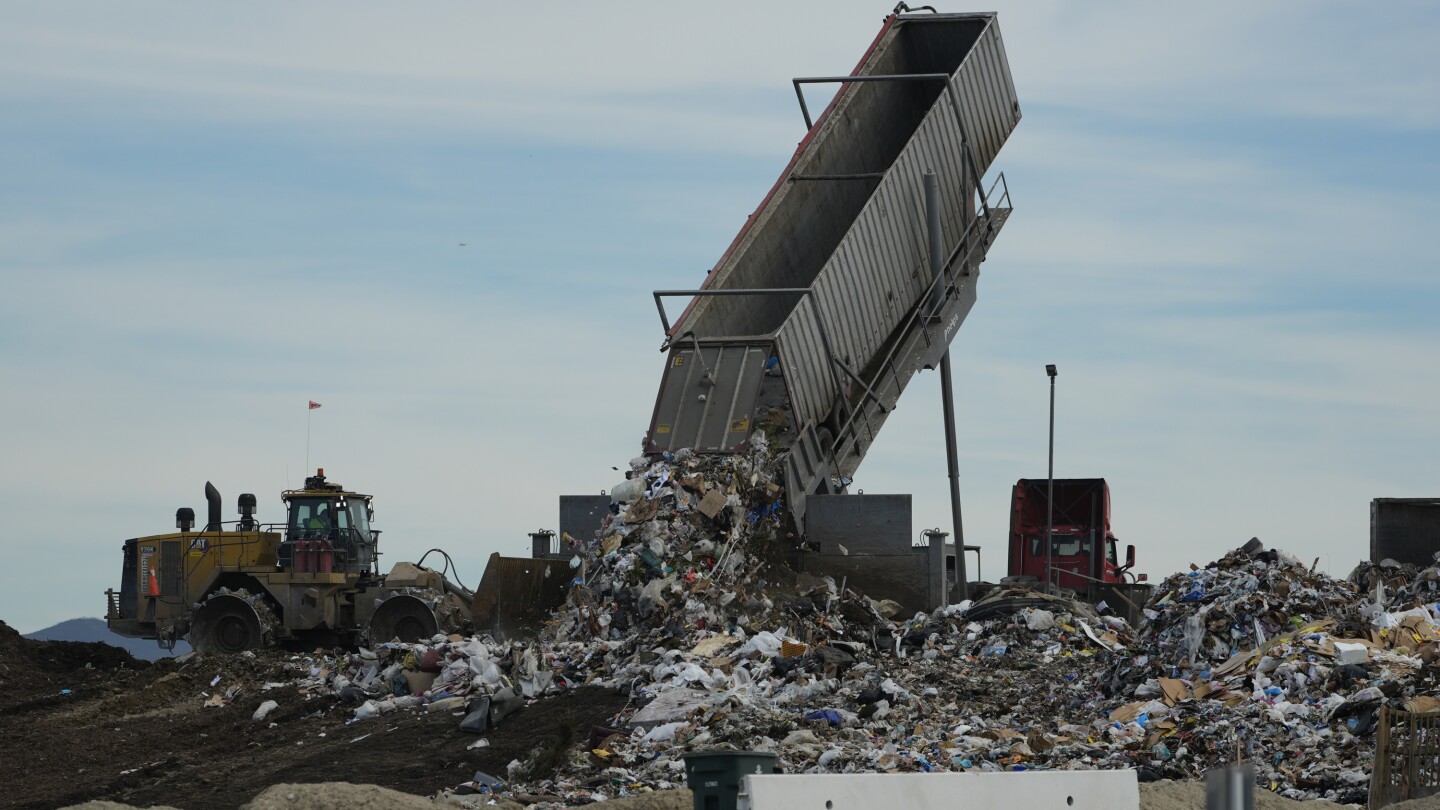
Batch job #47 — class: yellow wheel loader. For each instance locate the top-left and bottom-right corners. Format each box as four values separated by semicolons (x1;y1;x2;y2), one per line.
104;469;473;653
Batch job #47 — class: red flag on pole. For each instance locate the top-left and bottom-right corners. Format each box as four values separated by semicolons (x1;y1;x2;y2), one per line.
309;401;322;410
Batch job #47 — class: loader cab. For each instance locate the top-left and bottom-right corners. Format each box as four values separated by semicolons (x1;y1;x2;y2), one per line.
279;469;378;576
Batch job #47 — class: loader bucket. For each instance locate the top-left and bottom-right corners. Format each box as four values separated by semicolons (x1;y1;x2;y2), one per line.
368;593;440;644
471;552;573;640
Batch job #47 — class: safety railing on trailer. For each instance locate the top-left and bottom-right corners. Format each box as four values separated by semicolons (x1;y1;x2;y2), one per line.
827;171;1011;460
1372;706;1440;807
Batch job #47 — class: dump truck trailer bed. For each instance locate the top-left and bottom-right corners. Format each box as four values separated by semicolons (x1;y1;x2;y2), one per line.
645;11;1020;531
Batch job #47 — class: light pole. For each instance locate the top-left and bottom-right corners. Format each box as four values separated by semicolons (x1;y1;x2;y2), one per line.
1045;364;1057;594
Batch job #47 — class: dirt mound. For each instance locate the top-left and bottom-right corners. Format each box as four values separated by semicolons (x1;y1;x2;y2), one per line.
1;632;629;810
27;637;140;673
2;618;140;672
0;619;38;692
0;619;150;714
61;803;179;810
243;783;439;810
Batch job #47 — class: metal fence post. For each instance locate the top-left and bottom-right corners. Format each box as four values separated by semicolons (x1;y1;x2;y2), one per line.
1409;713;1421;799
1205;764;1254;810
1372;705;1392;807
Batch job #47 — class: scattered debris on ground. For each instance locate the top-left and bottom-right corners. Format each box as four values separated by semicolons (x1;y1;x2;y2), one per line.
1;618;625;810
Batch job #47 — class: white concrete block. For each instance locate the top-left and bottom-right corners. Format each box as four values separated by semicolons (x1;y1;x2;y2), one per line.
740;770;1139;810
1333;642;1368;665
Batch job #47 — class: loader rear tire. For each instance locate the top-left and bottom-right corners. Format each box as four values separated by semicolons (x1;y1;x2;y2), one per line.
190;593;268;654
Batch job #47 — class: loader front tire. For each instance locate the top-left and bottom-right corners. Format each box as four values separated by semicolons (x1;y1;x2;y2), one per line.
369;594;439;644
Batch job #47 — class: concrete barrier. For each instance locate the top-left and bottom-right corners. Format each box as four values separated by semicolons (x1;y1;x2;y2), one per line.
739;770;1139;810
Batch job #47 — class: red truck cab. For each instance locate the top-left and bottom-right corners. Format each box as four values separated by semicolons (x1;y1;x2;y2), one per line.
1007;478;1136;590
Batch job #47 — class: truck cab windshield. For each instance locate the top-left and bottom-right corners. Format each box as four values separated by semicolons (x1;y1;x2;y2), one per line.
1031;534;1091;558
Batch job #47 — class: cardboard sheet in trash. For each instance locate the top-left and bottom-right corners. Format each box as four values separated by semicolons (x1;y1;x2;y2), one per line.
1109;701;1148;723
1212;648;1255;677
1404;695;1440;713
697;489;727;518
625;497;661;524
1158;678;1189;706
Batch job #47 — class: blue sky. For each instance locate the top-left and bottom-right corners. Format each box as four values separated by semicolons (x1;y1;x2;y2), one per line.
2;2;1437;634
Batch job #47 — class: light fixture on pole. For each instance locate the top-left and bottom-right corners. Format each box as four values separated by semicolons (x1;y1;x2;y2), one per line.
1045;364;1057;594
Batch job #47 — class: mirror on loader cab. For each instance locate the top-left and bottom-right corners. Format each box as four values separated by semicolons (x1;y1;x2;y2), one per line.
1124;544;1136;571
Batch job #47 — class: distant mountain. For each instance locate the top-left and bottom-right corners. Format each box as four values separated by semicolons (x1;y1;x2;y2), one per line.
24;617;190;661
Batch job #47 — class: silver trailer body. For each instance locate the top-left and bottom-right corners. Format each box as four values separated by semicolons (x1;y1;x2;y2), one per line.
645;11;1020;530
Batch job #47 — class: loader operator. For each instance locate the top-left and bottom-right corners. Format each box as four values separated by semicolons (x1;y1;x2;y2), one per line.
305;504;332;532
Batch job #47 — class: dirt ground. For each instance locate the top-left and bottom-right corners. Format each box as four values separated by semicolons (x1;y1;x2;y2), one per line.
1137;780;1360;809
0;620;629;810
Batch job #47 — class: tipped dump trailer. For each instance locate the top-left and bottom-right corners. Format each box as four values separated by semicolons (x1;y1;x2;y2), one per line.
1372;498;1440;566
644;10;1020;534
532;10;1022;615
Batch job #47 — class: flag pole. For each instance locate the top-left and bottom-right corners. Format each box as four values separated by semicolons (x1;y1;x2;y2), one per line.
305;401;321;477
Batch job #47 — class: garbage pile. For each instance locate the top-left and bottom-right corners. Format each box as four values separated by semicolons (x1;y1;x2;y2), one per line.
1351;556;1440;611
1094;545;1440;803
432;439;1386;804
550;437;791;645
223;438;1440;806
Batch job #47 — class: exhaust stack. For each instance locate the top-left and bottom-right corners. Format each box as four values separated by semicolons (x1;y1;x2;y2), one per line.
205;482;222;531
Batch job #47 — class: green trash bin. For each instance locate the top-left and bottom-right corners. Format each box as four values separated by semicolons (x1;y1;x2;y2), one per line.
683;750;781;810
